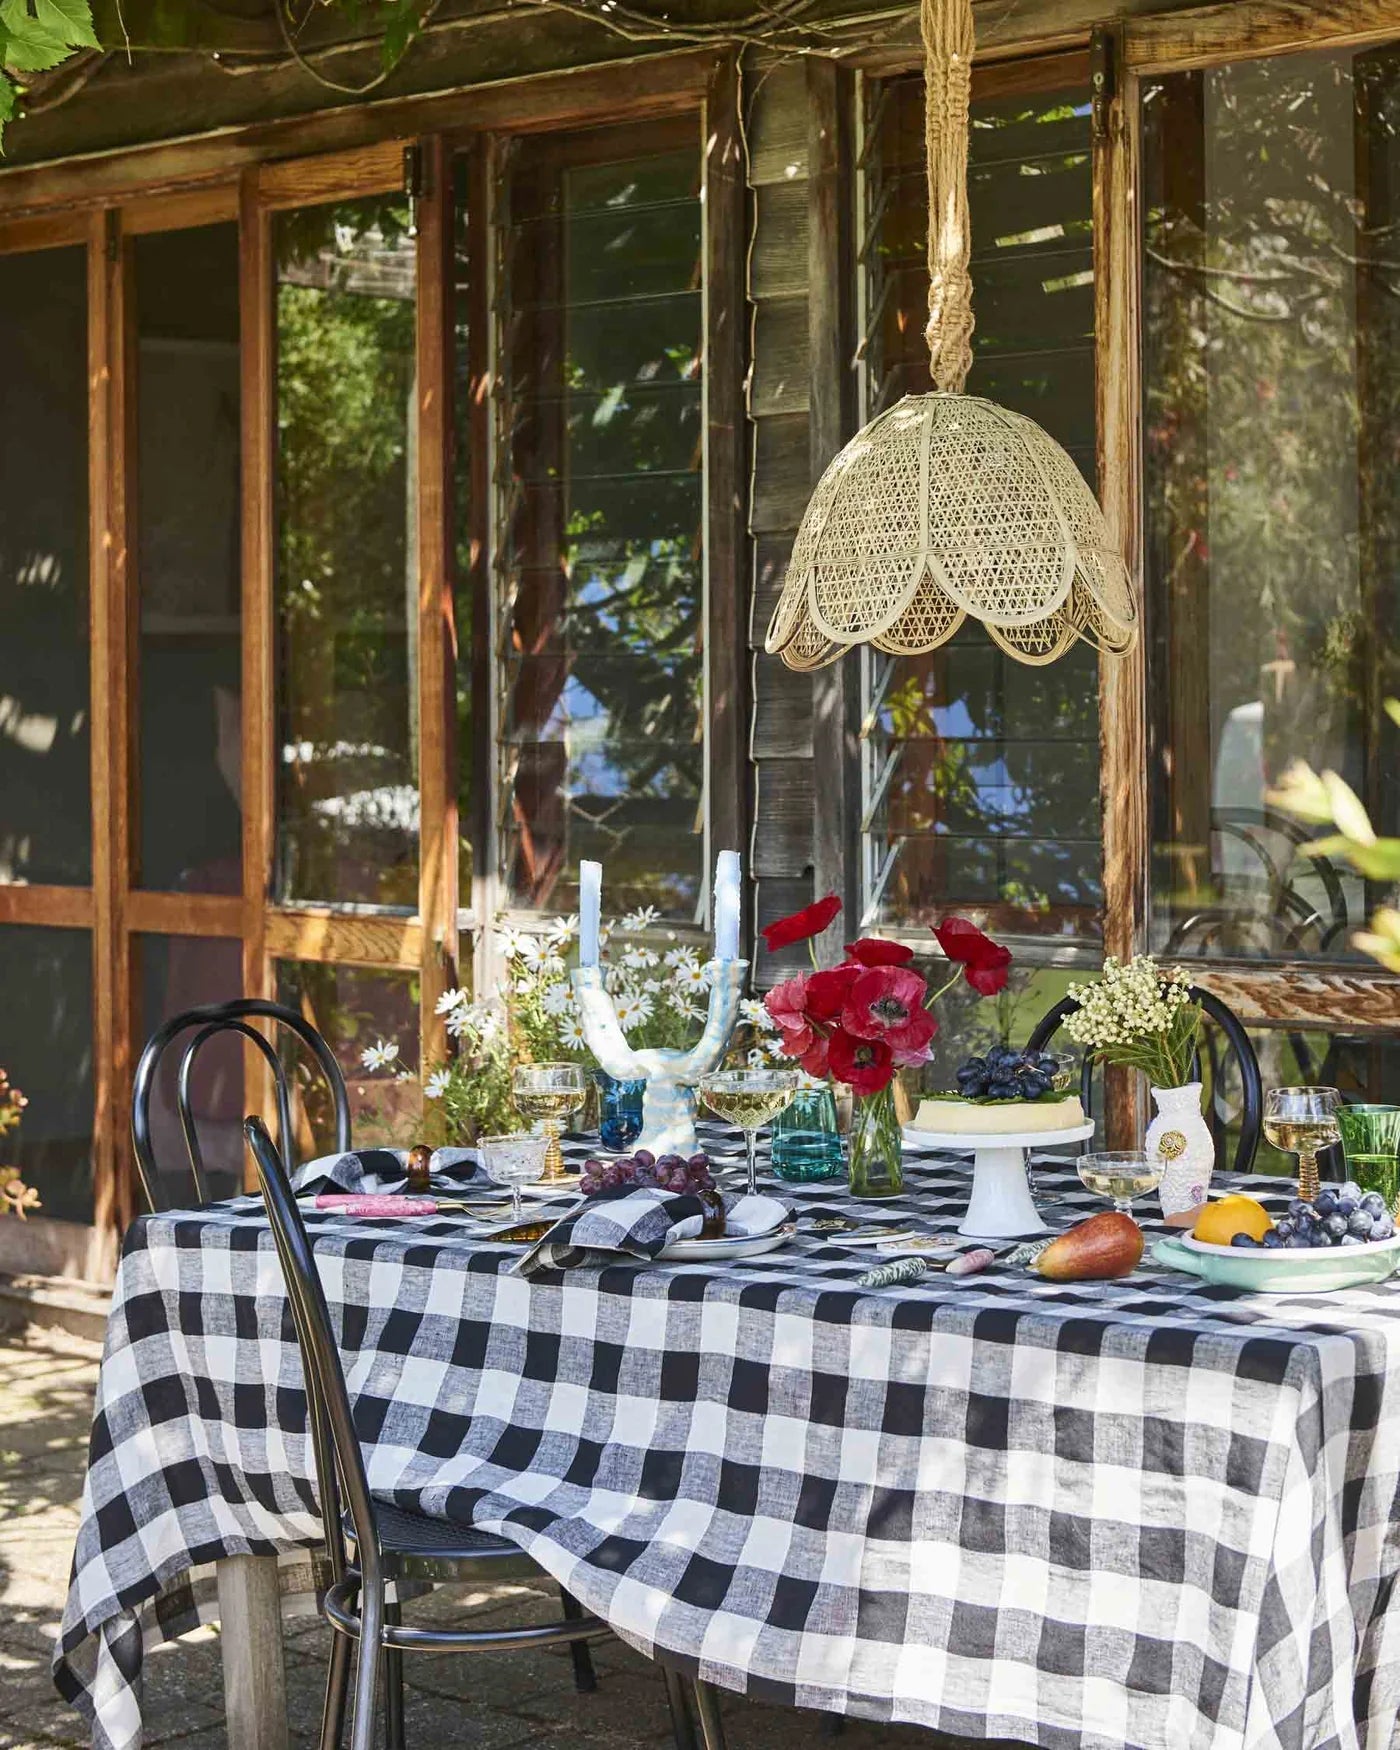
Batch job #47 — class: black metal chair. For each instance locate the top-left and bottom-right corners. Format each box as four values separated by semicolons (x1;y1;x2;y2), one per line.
244;1114;723;1750
132;998;352;1212
1026;986;1264;1173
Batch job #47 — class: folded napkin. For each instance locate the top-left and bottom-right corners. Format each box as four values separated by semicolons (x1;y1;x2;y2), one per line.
516;1187;781;1277
292;1146;485;1197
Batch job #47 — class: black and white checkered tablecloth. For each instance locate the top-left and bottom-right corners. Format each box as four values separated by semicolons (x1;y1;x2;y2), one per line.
53;1129;1400;1750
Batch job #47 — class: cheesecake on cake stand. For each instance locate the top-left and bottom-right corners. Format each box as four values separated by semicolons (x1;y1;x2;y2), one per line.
904;1048;1094;1238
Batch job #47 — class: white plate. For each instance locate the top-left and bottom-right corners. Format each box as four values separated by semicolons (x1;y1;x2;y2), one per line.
902;1122;1096;1152
660;1192;791;1260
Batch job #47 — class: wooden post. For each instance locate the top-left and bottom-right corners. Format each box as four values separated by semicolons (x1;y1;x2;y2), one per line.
807;56;858;949
1094;41;1147;1147
704;51;751;938
217;1554;289;1750
415;135;460;1063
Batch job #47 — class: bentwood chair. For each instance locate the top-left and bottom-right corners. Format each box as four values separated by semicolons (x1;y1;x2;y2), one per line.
1026;986;1264;1173
244;1115;723;1750
132;997;352;1213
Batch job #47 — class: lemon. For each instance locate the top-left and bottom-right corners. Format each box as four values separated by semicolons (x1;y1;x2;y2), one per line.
1194;1194;1274;1247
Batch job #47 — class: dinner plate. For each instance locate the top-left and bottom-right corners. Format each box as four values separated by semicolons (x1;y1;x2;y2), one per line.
662;1224;794;1261
1155;1230;1400;1292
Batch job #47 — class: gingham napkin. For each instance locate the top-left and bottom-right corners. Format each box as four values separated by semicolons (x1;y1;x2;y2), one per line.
517;1186;783;1276
292;1146;486;1196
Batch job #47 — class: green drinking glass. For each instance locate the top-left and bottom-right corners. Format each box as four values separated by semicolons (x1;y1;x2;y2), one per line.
1346;1153;1400;1217
1337;1104;1400;1163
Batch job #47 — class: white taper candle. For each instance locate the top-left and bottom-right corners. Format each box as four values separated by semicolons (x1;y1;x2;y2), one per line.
714;849;742;961
579;859;602;966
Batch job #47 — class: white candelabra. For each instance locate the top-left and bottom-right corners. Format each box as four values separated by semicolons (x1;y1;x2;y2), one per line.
571;851;748;1158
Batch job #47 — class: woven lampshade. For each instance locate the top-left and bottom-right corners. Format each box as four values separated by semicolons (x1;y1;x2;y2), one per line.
765;0;1137;671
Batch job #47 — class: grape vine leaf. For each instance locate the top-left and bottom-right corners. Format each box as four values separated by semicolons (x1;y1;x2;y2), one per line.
0;0;97;146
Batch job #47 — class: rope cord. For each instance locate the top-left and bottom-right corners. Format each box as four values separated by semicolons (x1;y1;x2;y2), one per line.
920;0;974;392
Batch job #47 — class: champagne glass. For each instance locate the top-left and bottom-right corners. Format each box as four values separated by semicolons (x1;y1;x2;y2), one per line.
1077;1150;1163;1220
698;1067;798;1197
512;1062;585;1185
479;1133;549;1222
1263;1086;1341;1203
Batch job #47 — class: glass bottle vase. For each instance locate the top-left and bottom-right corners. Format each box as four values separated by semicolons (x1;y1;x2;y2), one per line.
847;1083;904;1198
771;1085;843;1182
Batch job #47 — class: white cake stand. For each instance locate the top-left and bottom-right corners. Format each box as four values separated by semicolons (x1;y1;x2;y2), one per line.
902;1121;1096;1238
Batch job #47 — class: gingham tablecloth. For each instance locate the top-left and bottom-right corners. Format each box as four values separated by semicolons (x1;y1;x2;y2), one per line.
53;1132;1400;1750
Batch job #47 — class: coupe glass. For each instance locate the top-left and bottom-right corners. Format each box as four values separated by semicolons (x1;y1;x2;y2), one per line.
1077;1150;1163;1219
479;1133;549;1221
1263;1086;1341;1202
512;1062;586;1184
698;1067;798;1197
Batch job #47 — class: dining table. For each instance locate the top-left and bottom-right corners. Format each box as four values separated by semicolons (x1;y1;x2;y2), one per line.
53;1128;1400;1750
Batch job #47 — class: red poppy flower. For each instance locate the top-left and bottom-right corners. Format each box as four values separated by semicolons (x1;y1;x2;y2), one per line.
805;963;861;1022
764;975;817;1057
842;966;938;1063
797;1033;831;1079
844;937;915;968
761;893;842;953
828;1028;894;1096
933;917;1012;997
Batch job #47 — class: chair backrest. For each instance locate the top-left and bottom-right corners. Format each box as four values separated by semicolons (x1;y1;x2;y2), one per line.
245;1114;379;1583
1025;986;1263;1174
133;999;351;1212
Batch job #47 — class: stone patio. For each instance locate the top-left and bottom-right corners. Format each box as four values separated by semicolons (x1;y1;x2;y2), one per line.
0;1323;1023;1750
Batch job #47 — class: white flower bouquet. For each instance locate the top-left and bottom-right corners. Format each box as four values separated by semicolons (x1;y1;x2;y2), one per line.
1063;955;1203;1088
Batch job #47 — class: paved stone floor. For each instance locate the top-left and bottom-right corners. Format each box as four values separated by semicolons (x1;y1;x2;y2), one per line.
0;1324;1026;1750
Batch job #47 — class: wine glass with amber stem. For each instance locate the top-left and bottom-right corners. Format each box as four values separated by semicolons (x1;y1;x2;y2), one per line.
512;1063;586;1186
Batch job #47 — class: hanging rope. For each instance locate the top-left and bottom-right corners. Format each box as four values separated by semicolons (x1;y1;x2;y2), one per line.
921;0;975;392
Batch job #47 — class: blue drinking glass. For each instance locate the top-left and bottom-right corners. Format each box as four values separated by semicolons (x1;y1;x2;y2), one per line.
771;1085;844;1182
594;1071;646;1153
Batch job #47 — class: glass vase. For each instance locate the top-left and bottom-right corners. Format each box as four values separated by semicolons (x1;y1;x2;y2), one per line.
771;1085;843;1182
847;1083;904;1198
592;1070;646;1154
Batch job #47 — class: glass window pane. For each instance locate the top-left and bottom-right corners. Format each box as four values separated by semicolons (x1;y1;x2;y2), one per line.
1144;49;1400;964
275;960;420;1152
275;197;418;908
0;246;91;886
135;223;242;895
136;933;245;1204
493;127;705;920
0;926;93;1223
861;77;1101;943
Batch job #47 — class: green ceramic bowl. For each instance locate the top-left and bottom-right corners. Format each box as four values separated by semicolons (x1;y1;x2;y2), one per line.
1154;1231;1400;1293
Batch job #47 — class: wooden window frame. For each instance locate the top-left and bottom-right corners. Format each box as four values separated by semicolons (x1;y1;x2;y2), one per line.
0;47;746;1251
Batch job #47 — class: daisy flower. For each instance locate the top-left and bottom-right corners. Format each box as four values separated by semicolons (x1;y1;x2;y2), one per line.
542;982;575;1018
672;960;710;994
613;991;654;1031
547;913;579;947
747;1047;771;1068
740;997;776;1031
621;945;660;971
619;906;659;932
560;1017;589;1050
423;1069;452;1100
664;945;699;972
514;935;546;969
494;925;527;961
360;1039;399;1072
435;987;469;1016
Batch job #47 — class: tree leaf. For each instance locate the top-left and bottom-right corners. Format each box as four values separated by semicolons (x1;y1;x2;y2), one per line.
0;67;16;152
32;0;96;47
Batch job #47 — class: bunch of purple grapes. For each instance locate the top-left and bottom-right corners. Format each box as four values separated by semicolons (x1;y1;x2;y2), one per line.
579;1149;717;1197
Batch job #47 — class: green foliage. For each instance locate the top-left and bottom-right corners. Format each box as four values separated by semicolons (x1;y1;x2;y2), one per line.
0;0;96;145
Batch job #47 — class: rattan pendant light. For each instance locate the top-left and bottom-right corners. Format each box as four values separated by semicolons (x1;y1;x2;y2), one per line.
765;0;1137;670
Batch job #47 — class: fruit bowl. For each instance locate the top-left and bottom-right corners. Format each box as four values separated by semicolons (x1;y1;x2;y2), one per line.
1154;1229;1400;1293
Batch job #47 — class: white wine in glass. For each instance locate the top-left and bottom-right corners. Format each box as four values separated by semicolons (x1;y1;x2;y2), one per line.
1077;1150;1163;1219
512;1063;586;1184
1263;1086;1340;1202
699;1068;798;1197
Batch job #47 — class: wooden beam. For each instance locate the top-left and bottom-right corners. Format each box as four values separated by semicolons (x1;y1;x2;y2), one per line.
704;51;750;927
0;886;94;927
264;909;424;970
120;184;239;234
254;140;406;209
216;1555;289;1750
1184;967;1400;1035
415;134;459;1063
806;55;858;956
1125;0;1400;74
0;46;722;220
0;209;88;252
125;891;244;937
1095;52;1146;1148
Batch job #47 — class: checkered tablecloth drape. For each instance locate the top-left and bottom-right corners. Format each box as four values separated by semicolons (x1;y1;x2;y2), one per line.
53;1132;1400;1750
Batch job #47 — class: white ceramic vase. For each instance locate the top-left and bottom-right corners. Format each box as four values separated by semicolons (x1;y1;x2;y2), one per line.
1148;1081;1214;1226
